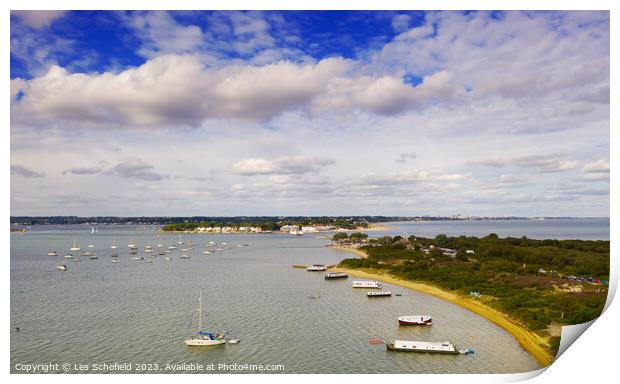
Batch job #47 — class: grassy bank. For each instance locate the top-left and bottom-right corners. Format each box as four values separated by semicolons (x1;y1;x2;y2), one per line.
329;246;554;367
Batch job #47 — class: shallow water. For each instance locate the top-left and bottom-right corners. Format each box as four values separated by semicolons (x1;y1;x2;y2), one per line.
10;224;554;373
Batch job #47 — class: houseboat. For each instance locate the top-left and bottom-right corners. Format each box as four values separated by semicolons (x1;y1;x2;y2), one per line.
386;340;459;354
367;291;392;297
352;280;382;289
325;272;348;279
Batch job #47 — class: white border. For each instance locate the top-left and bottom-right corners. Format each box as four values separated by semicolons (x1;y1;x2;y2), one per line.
3;1;616;384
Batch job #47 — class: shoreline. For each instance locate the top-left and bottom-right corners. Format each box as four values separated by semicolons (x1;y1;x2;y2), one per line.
329;247;554;368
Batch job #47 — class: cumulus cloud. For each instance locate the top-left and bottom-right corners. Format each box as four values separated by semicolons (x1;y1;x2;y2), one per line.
232;156;335;176
391;14;412;33
124;11;205;58
10;52;465;127
105;159;166;181
11;164;45;178
474;154;579;173
11;11;67;28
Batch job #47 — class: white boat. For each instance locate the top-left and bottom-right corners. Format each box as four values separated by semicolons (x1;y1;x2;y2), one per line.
352;281;382;289
144;249;154;253
87;244;95;248
228;339;240;344
47;251;58;256
64;254;74;259
306;264;327;271
180;254;190;259
128;242;137;249
91;226;95;234
398;315;433;326
111;237;118;249
81;251;94;256
325;272;348;279
386;340;460;354
56;265;68;271
131;257;143;260
202;251;212;254
70;238;81;251
164;257;172;261
111;259;120;263
367;291;392;297
184;291;226;346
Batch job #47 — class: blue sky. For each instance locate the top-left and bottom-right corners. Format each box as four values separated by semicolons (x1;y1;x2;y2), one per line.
10;11;610;216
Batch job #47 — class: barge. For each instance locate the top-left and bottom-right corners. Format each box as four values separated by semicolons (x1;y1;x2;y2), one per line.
386;340;458;354
325;272;348;279
352;280;382;289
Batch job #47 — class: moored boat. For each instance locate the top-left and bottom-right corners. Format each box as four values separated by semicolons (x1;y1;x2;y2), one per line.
367;291;392;297
386;340;460;354
70;238;81;251
352;280;382;289
56;265;68;271
306;264;327;271
184;291;226;346
398;315;433;326
325;272;348;279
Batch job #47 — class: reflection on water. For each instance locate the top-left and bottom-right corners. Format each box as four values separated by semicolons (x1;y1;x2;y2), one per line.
11;225;541;373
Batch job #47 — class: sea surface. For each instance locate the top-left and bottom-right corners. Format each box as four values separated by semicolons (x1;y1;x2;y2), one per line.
377;218;609;240
11;219;605;374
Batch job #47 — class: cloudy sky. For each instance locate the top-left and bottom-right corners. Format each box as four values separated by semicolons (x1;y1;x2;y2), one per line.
10;10;609;217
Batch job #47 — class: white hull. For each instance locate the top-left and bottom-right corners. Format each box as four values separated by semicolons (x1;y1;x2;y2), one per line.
184;339;226;346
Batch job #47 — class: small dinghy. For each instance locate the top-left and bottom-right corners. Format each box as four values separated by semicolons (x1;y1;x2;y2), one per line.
228;339;240;344
56;265;68;271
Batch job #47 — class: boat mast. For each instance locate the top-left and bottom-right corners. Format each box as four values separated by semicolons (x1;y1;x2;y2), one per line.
198;291;202;333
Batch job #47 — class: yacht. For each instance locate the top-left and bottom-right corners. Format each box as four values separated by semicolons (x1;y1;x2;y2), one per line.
184;291;226;346
70;238;81;251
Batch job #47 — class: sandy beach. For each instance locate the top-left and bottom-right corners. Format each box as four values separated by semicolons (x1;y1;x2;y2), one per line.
329;247;554;367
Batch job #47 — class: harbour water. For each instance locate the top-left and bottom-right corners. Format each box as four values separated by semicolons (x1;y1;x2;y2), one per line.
11;219;605;373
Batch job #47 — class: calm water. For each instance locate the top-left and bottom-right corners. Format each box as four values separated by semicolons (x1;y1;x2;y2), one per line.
378;218;609;240
13;221;604;374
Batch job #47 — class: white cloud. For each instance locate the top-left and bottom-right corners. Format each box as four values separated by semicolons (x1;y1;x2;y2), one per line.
391;14;412;33
582;159;609;181
12;11;67;28
124;11;205;58
232;156;335;176
474;154;580;173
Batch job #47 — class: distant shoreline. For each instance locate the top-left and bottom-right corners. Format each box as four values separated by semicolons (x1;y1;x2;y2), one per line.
329;246;554;368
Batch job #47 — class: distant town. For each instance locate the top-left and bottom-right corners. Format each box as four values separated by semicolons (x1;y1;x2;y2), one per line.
9;215;597;227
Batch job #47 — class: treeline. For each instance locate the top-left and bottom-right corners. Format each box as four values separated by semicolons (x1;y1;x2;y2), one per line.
12;216;379;226
161;218;371;232
339;233;609;351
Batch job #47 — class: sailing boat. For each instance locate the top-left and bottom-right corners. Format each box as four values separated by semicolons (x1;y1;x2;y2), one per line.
47;239;58;256
111;237;118;249
91;226;95;234
184;291;226;346
70;238;81;251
